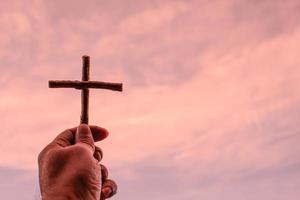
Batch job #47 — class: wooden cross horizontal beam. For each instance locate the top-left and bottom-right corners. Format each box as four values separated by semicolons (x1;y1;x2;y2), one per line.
49;80;123;91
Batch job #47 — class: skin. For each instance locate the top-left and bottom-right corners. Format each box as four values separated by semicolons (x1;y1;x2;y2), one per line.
38;124;117;200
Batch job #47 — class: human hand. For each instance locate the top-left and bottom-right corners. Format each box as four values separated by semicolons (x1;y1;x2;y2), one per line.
38;124;117;200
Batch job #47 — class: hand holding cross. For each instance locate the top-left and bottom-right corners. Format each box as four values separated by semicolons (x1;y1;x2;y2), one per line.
49;55;123;124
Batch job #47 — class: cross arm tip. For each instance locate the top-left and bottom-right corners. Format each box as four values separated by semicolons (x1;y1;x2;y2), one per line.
48;80;56;88
117;83;123;92
82;55;90;59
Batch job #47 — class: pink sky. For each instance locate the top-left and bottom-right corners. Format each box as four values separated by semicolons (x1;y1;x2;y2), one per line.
1;0;300;199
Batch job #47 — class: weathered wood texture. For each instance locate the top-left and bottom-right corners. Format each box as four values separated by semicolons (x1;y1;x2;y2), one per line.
48;55;123;125
49;80;123;91
81;56;90;124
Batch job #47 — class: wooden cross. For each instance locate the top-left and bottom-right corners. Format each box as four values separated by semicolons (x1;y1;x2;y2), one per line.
49;55;123;124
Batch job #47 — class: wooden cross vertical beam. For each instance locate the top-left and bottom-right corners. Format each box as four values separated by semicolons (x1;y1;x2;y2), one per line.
49;55;123;125
81;56;90;124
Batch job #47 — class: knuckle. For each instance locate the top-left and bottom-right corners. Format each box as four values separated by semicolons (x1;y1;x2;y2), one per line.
37;151;44;164
100;164;108;182
79;134;94;144
37;143;55;164
94;146;103;160
105;179;118;194
73;144;94;156
78;138;94;150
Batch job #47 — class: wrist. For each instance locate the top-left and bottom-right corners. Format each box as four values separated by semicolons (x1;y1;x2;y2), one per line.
41;187;81;200
41;185;98;200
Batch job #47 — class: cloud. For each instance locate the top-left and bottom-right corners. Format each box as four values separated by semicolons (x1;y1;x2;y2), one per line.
0;167;37;200
0;0;300;200
119;1;188;35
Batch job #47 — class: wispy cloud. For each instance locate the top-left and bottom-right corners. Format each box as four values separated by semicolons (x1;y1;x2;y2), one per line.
0;0;299;200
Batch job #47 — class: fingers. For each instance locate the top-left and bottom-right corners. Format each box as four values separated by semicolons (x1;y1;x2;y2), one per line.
100;164;108;182
69;125;109;143
89;125;109;142
94;146;103;162
101;179;117;199
75;124;95;151
52;125;108;148
99;164;116;199
52;129;75;147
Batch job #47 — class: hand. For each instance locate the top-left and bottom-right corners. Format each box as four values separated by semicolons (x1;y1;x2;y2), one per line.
38;124;117;200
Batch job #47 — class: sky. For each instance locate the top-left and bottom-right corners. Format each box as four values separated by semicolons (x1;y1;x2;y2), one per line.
0;0;300;199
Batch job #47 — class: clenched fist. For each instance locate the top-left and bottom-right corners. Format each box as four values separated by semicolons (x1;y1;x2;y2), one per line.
38;124;117;200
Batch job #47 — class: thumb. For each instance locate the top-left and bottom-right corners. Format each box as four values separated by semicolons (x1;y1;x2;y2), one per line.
75;124;95;152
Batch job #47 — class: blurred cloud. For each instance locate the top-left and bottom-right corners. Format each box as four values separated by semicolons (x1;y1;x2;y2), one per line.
0;167;37;200
0;0;300;200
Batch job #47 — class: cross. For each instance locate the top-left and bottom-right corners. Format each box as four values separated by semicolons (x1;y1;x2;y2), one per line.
49;55;123;124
